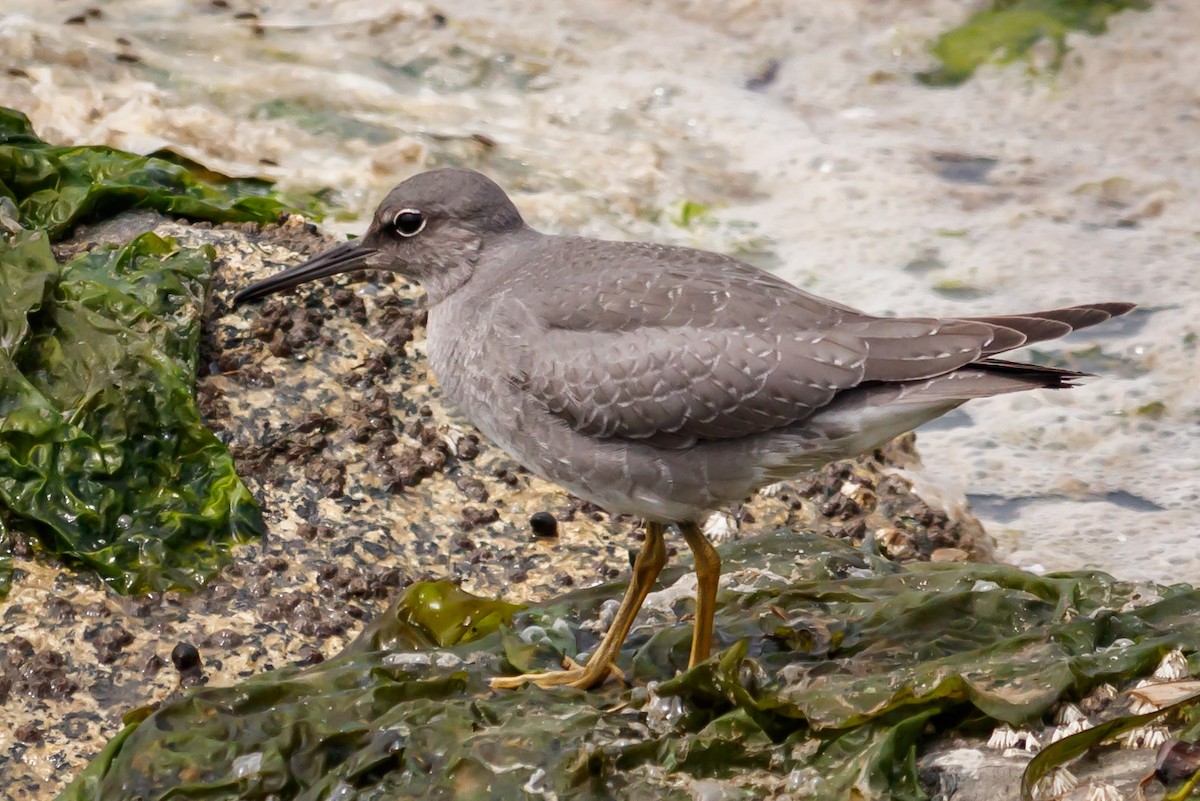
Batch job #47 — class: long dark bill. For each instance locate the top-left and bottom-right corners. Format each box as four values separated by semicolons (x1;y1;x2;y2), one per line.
232;239;377;306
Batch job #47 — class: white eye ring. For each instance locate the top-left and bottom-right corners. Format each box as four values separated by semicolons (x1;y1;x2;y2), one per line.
392;208;426;237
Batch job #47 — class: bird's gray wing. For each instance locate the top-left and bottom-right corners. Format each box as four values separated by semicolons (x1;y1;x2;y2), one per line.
505;237;1117;446
519;316;1012;445
520;324;869;447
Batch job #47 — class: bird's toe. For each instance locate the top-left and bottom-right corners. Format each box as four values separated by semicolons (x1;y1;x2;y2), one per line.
490;655;624;690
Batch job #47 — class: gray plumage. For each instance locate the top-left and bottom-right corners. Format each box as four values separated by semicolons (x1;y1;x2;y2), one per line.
235;168;1133;524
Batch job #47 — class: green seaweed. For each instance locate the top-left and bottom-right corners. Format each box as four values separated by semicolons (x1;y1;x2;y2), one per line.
919;0;1151;87
0;106;323;595
931;279;990;301
0;107;321;237
359;580;527;650
56;532;1200;801
0;514;12;597
668;200;714;229
0;229;262;593
1135;400;1166;419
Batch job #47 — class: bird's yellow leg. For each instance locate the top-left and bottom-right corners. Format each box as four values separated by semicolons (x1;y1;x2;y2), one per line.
678;521;721;668
491;522;667;690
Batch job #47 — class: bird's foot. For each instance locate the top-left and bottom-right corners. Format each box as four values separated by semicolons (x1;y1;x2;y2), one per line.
490;655;626;690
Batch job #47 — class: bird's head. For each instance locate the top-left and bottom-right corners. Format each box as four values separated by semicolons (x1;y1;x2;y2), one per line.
233;168;524;306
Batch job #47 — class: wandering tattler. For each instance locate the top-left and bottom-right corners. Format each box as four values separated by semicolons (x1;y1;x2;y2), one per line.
234;168;1134;690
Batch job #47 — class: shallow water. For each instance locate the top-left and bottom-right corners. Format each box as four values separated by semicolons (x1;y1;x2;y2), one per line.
4;0;1197;582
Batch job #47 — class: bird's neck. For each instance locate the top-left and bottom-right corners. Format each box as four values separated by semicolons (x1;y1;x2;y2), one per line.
416;229;483;306
420;225;538;307
421;262;476;306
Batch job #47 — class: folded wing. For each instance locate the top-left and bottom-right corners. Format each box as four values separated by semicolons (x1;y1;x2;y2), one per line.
510;239;1133;447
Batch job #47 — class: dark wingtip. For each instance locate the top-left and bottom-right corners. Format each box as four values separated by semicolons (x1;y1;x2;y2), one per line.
1069;301;1138;320
977;358;1093;389
1093;301;1138;317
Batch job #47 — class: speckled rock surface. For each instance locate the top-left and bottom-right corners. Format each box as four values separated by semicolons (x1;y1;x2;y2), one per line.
0;216;992;799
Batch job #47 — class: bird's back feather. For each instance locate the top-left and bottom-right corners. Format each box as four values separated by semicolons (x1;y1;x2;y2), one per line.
501;235;1134;448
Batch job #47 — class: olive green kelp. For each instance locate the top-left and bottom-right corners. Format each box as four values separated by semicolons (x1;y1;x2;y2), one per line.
918;0;1151;87
58;533;1200;801
0;107;316;237
0;230;261;594
0;107;312;595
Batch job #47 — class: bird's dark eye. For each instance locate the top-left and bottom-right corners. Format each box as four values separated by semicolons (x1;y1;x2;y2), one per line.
392;209;425;237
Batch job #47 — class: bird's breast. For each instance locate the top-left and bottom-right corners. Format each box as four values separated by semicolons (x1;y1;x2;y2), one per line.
425;298;518;423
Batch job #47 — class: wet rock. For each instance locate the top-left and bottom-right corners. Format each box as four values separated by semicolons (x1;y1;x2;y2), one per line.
1;643;78;700
91;625;135;664
460;506;499;530
205;629;245;649
13;722;42;744
931;547;970;563
143;654;165;677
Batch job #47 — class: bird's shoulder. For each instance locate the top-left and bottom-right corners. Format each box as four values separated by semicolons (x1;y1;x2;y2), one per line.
492;234;860;332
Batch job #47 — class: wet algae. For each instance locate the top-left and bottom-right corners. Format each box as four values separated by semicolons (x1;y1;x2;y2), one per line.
57;532;1200;800
0;107;315;595
0;107;316;238
919;0;1151;87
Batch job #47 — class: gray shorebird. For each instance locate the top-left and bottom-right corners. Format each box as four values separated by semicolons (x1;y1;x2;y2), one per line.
234;168;1134;690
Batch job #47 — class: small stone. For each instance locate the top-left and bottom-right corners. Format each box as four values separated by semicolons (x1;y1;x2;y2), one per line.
460;506;499;529
83;601;111;618
143;654;165;676
45;597;76;622
206;629;245;649
456;477;489;503
92;625;135;664
930;547;969;563
529;511;558;538
171;642;202;672
7;636;35;656
457;435;480;460
293;646;324;666
14;722;42;743
877;527;918;561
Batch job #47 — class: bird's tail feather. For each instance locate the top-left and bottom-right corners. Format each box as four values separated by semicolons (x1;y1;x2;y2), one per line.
969;302;1136;356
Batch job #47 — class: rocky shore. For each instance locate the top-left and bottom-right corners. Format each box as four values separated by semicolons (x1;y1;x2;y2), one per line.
4;214;1002;799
